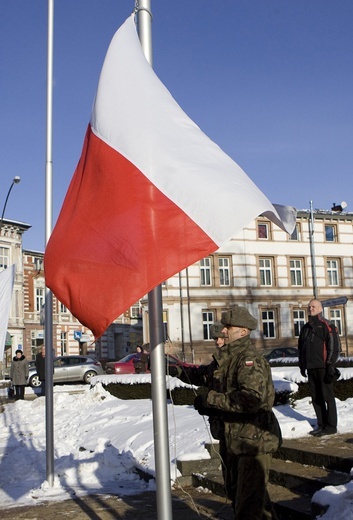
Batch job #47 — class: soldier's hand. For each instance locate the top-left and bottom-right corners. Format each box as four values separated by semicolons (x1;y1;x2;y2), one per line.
300;369;307;378
194;393;210;415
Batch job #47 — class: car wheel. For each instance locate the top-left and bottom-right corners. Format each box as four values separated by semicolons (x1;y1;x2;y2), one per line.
84;370;97;384
29;374;41;388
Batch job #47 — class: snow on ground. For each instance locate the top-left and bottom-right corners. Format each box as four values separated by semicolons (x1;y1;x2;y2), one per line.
0;366;353;518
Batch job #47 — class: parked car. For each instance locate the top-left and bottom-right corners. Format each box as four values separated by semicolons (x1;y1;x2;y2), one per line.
27;355;104;387
262;347;299;361
105;353;197;375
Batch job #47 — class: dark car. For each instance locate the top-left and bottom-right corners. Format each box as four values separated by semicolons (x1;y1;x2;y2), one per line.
262;347;299;361
105;353;197;375
27;355;104;387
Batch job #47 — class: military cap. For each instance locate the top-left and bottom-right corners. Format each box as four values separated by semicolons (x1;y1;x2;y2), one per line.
221;306;257;330
210;322;226;339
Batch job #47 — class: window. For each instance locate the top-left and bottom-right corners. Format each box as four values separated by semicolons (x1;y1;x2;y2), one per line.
35;288;45;312
130;302;141;318
202;311;214;340
325;225;337;242
290;259;303;286
218;257;230;286
60;332;67;356
34;257;43;271
330;309;342;335
257;222;269;240
327;259;340;286
200;258;212;286
259;258;273;286
261;310;276;339
60;302;68;313
293;309;306;337
289;224;300;241
0;247;9;270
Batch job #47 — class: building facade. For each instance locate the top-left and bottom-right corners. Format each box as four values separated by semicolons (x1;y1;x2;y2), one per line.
22;249;97;360
2;209;353;372
0;218;30;373
140;209;353;364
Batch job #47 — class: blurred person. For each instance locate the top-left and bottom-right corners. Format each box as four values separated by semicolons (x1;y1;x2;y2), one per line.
133;345;148;374
210;322;226;349
35;345;46;396
298;299;340;437
10;349;29;400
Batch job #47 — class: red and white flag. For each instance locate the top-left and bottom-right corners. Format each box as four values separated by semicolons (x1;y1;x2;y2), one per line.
44;15;296;338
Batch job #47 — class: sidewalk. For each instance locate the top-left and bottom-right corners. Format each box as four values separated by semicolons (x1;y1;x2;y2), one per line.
0;486;234;520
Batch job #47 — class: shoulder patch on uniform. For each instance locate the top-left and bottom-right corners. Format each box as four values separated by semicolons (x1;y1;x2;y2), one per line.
245;359;254;367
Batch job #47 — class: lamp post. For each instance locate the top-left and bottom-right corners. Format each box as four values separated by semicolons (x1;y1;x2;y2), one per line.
0;176;21;231
309;200;318;299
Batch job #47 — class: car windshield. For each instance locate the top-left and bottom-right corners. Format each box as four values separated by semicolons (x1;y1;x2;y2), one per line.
117;354;137;363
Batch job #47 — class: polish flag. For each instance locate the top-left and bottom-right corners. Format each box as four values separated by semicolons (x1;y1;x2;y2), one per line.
44;15;296;338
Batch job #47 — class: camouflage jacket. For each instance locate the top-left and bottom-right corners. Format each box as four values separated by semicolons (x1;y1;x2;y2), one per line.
206;336;282;456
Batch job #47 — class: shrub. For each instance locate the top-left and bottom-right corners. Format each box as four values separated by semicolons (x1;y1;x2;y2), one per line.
102;376;353;405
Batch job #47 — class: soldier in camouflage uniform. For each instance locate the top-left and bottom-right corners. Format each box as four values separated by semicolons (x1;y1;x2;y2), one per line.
210;321;226;349
174;307;281;519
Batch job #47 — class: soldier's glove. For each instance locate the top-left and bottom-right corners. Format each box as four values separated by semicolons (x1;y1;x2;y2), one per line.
168;366;183;378
194;394;209;415
300;369;307;378
194;393;223;417
324;364;336;384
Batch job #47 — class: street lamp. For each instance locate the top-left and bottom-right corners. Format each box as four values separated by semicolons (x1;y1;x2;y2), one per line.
0;176;21;230
309;201;318;299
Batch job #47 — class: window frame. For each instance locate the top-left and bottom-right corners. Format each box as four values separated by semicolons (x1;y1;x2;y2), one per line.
218;256;231;286
325;224;337;243
261;309;276;339
259;257;273;287
35;287;45;313
200;257;212;286
257;221;270;240
202;310;214;341
130;302;141;319
289;258;304;287
329;308;343;336
0;247;10;270
289;223;300;241
293;308;306;337
326;258;340;286
60;332;67;356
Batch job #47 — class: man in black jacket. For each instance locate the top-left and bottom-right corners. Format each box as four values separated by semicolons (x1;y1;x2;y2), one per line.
298;299;340;437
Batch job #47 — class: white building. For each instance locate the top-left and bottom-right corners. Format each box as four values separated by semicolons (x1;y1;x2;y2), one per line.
0;218;30;373
3;208;352;369
140;209;353;364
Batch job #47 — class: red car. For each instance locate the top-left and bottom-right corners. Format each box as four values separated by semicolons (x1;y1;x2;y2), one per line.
105;353;197;375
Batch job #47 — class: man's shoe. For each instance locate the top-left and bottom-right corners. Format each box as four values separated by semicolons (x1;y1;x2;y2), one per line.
315;427;337;437
309;427;324;436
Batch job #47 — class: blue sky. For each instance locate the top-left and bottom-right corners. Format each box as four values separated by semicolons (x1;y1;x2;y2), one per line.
1;0;352;252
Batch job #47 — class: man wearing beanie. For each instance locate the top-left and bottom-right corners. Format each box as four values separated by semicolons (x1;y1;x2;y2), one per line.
172;306;281;519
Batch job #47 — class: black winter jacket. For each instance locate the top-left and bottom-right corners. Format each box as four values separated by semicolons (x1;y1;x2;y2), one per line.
298;314;340;371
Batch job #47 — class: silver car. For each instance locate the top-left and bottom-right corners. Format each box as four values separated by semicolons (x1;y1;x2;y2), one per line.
28;355;104;387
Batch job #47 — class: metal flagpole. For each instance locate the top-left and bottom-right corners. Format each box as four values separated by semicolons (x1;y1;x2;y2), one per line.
44;0;55;486
136;2;173;518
